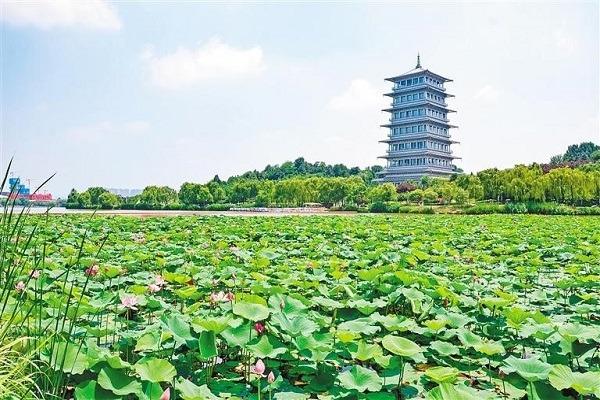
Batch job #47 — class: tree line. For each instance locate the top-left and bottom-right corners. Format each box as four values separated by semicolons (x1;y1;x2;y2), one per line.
66;143;600;210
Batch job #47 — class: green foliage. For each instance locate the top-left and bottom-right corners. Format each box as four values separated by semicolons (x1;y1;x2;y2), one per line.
2;210;600;399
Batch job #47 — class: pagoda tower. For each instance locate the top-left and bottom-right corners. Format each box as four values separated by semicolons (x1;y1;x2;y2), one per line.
376;55;459;183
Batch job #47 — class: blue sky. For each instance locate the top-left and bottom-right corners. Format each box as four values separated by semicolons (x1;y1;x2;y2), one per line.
1;1;598;197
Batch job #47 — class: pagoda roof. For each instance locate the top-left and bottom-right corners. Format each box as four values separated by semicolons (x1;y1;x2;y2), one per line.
385;67;452;83
385;54;452;83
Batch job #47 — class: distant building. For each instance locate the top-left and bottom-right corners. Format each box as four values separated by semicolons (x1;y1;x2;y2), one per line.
376;55;459;183
108;188;142;197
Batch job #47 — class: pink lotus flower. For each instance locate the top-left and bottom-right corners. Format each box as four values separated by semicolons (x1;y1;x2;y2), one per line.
307;262;313;269
279;300;285;309
267;371;275;383
252;359;266;376
210;291;233;303
85;265;99;276
30;270;40;279
212;279;218;286
154;275;167;287
120;295;139;311
254;322;265;335
15;281;25;292
147;284;161;293
230;246;239;253
159;388;170;400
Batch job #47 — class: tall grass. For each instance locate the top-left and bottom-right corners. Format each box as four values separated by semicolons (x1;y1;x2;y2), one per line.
0;160;91;399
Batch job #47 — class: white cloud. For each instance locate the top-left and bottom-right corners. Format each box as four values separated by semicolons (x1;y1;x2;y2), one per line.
473;85;502;104
327;79;383;111
1;0;122;31
66;120;149;142
141;37;264;89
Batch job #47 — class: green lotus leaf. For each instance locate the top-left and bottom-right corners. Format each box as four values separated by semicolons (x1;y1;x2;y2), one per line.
558;323;596;343
268;293;308;315
134;357;176;383
221;322;252;347
349;341;383;361
473;341;505;356
135;331;161;353
313;296;344;309
549;364;600;396
337;365;382;392
504;307;532;328
97;366;142;396
139;381;166;400
479;297;512;310
177;377;220;400
337;319;380;336
456;329;483;348
191;315;235;334
423;317;448;332
46;340;90;375
381;335;423;358
425;383;478;400
272;312;318;336
159;313;195;345
198;330;218;360
425;366;459;383
501;356;552;382
246;334;287;359
429;340;461;357
74;380;121;400
233;301;270;321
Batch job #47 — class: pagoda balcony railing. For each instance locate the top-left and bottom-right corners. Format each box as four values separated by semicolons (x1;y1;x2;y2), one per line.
382;165;453;174
391;83;446;93
385;149;454;157
382;132;453;142
390;100;448;108
389;116;450;123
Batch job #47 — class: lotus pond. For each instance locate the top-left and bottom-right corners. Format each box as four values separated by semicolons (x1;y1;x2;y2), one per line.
3;214;600;399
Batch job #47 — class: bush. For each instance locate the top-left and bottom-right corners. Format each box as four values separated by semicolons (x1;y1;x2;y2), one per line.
463;203;505;214
204;203;234;211
505;202;528;214
369;201;401;213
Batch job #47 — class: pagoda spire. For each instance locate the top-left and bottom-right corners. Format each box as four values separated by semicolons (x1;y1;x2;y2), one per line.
416;53;421;68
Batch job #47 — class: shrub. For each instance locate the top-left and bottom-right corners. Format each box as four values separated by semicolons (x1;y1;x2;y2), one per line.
204;203;235;211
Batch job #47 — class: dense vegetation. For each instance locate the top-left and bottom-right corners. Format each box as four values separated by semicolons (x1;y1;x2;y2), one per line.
2;212;599;399
62;142;600;212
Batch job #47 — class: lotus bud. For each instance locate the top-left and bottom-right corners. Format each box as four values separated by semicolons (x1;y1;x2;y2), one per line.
254;322;265;334
267;371;275;383
253;359;266;375
159;388;170;400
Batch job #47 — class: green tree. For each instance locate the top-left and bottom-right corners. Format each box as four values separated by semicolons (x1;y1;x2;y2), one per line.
562;142;600;162
87;187;109;205
369;183;397;202
98;192;120;209
140;186;177;206
77;191;92;208
67;189;79;204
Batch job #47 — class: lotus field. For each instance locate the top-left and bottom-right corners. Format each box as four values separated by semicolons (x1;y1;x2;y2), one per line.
2;214;600;399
